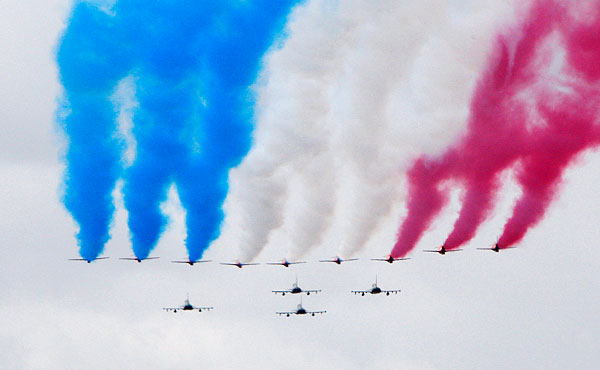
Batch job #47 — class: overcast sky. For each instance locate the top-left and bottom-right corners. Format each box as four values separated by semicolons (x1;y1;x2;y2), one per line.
1;1;598;369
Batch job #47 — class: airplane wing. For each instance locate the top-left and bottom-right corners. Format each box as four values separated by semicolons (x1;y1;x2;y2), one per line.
476;248;493;250
370;258;388;261
119;257;139;260
276;311;295;316
446;249;462;252
162;307;180;312
196;307;213;311
172;259;212;264
322;258;358;262
307;310;326;315
305;289;321;294
220;262;259;267
272;290;291;295
351;290;369;295
392;257;410;261
382;290;401;294
68;257;110;261
422;250;440;253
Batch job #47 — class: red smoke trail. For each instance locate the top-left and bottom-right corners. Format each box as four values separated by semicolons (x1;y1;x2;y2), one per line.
392;0;600;257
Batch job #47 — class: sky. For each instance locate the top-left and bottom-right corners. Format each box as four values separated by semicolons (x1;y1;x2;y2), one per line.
1;0;599;369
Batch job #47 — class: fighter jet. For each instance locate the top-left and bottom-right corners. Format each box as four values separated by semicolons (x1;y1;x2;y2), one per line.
318;256;358;264
371;254;410;264
68;257;110;263
119;256;160;263
423;245;461;255
163;295;213;313
266;258;307;267
352;276;400;296
276;297;326;317
171;259;212;266
219;260;260;268
477;242;516;252
272;277;321;296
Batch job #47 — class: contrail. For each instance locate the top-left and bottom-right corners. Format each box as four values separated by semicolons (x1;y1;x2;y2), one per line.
392;0;600;257
57;1;300;261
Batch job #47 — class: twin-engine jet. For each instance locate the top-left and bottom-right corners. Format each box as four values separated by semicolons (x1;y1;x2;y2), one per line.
318;256;358;264
163;295;213;313
220;260;260;268
68;257;110;263
352;276;400;296
477;243;516;252
371;254;410;264
119;256;160;263
276;299;326;317
423;245;461;255
272;277;321;296
171;259;212;266
266;258;307;267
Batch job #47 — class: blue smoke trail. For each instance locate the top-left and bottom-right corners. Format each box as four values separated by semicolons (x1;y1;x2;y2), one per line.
57;1;300;261
177;2;301;262
57;4;133;261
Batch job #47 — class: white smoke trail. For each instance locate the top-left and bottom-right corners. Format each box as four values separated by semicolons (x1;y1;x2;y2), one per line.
218;0;518;260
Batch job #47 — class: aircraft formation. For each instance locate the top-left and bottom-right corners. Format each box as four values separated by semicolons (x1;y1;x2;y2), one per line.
70;240;515;264
160;275;402;317
71;242;515;316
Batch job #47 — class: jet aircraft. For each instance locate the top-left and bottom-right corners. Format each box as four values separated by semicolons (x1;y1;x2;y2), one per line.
371;254;410;264
352;276;400;296
272;277;321;296
318;256;358;264
119;256;160;263
276;298;326;317
423;245;461;255
163;295;213;313
220;260;260;268
68;257;109;263
171;259;212;266
266;258;307;267
477;242;515;252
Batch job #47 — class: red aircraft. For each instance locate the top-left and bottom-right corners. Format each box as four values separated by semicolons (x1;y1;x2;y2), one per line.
171;259;212;266
423;245;461;255
219;260;260;268
318;256;358;264
371;254;410;263
266;258;307;267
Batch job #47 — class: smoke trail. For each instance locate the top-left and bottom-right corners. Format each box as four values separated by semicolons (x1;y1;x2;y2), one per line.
220;0;356;260
57;3;132;261
219;0;516;261
392;0;600;257
177;2;303;262
57;1;299;261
